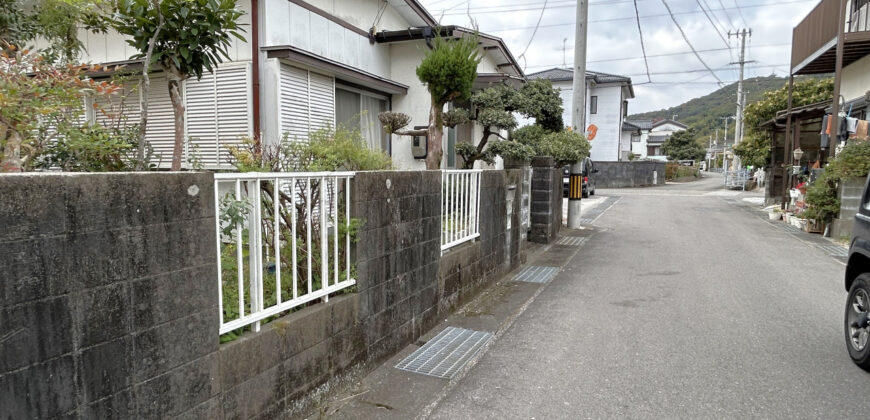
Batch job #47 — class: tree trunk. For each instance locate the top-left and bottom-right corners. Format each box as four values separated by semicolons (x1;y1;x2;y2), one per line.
137;4;164;170
166;69;186;171
426;103;444;170
0;127;22;172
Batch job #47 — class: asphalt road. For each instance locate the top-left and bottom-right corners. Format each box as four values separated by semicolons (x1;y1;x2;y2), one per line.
429;174;870;419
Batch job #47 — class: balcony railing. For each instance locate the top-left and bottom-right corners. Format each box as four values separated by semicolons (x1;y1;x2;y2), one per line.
792;0;870;74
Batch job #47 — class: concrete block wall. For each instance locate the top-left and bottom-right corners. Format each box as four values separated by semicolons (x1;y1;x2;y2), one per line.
438;170;524;313
595;161;666;188
0;173;217;419
3;169;539;418
529;157;562;244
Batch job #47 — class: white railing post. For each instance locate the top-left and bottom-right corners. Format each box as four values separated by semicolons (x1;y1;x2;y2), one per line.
215;172;356;336
247;179;262;333
440;169;482;252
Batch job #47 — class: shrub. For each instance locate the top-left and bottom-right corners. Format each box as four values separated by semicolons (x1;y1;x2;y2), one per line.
537;130;590;166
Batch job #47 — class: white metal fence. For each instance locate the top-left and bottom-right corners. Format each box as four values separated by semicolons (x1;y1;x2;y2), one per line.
441;169;482;251
214;172;355;335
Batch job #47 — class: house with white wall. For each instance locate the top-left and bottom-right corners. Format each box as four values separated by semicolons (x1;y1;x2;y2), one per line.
624;119;652;158
525;68;635;162
644;119;687;160
47;0;523;170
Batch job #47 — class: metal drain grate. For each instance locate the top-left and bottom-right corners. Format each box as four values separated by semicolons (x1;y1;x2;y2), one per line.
556;236;588;246
817;244;848;257
512;266;560;283
395;327;492;379
777;224;802;234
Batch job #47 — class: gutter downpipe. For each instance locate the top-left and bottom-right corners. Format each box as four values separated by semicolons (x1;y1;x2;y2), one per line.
251;0;262;154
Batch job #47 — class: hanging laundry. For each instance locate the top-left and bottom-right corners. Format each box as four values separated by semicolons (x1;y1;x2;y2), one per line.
851;119;869;139
820;114;830;148
826;114;833;134
847;117;859;133
839;116;850;143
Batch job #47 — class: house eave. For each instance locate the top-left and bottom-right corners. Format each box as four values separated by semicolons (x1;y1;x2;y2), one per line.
263;45;409;95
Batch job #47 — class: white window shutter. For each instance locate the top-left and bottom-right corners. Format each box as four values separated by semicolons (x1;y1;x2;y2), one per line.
214;65;251;167
280;64;310;142
185;71;218;166
145;75;177;168
309;72;334;132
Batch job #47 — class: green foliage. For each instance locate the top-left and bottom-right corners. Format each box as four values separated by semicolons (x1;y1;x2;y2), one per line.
519;79;564;131
112;0;245;80
733;78;833;168
486;140;536;162
0;0;108;62
218;193;251;239
825;140;870;180
443;108;470;128
476;108;517;131
805;141;870;222
732;132;770;168
662;128;705;161
538;130;590;166
416;34;481;105
665;163;699;180
229;126;393;172
630;76;830;142
804;173;840;222
454;142;481;166
0;48;127;171
511;124;547;146
37;124;138;171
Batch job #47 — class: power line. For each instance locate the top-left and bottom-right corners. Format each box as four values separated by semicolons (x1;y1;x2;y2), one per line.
696;0;730;48
733;0;749;27
660;0;722;83
516;0;549;70
717;0;737;29
480;0;814;32
436;0;809;16
633;0;652;83
524;42;788;68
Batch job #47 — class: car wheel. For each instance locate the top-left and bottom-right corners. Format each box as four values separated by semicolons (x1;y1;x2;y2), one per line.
845;274;870;370
582;189;589;198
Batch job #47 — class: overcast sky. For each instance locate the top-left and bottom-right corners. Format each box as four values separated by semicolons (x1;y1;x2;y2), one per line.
420;0;820;115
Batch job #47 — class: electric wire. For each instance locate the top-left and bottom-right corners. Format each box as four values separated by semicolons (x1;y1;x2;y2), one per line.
480;0;814;32
717;0;737;29
660;0;722;83
696;0;730;48
516;0;549;70
633;0;652;83
733;0;749;27
523;42;787;68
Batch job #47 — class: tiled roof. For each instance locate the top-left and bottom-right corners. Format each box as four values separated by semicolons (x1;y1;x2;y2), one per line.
652;119;688;129
622;121;640;131
625;119;652;130
526;67;632;84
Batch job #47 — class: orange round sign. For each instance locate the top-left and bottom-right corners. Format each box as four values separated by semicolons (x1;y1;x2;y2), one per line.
586;124;598;140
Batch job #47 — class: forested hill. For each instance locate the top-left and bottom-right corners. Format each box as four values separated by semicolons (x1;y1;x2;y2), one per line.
629;76;788;142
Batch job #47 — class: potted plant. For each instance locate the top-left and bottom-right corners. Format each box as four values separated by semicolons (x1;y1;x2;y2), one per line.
767;207;783;221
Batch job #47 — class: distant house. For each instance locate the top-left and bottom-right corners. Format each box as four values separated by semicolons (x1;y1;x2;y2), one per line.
623;119;652;158
37;0;523;170
526;68;635;162
644;119;687;160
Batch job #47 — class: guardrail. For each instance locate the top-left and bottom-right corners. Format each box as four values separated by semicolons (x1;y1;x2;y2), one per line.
214;172;355;335
441;169;482;251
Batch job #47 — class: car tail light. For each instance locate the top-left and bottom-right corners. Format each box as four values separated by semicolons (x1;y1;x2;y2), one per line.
584;176;588;183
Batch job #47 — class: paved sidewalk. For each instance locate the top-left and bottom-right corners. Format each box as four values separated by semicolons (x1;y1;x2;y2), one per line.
314;200;616;419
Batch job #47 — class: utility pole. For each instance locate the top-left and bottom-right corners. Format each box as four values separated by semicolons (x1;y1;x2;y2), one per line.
729;28;753;170
567;0;588;229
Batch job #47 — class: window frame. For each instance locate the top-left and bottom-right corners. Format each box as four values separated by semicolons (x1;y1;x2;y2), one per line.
590;95;598;115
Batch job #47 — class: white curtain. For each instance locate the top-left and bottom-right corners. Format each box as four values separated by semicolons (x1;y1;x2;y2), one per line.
360;95;383;151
